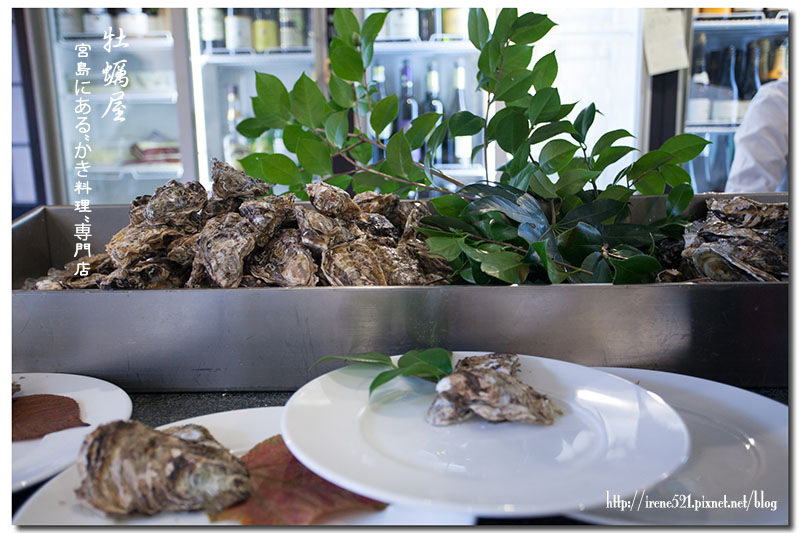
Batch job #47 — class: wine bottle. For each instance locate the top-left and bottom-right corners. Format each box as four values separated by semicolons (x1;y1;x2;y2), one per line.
711;46;738;124
253;8;279;52
687;33;711;124
279;8;306;48
758;38;771;83
737;41;761;121
370;64;393;161
768;39;787;80
418;8;436;41
387;8;420;41
397;60;421;159
200;8;225;53
448;60;472;166
421;62;445;164
225;8;253;51
223;85;250;171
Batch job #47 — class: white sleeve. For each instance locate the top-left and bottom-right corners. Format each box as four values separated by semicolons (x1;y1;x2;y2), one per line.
724;76;789;193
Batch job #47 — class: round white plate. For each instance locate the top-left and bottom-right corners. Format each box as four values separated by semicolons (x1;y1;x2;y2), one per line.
566;367;788;526
281;352;690;517
13;407;475;526
12;372;132;492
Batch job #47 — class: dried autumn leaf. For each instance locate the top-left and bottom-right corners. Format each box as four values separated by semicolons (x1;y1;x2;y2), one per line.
209;435;386;525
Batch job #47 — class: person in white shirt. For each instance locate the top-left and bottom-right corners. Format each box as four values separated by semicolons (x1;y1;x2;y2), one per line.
724;74;788;193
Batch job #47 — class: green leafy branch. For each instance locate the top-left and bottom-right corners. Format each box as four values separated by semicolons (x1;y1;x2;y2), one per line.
312;348;453;395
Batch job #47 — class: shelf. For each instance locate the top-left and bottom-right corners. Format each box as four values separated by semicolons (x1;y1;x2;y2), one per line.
64;91;178;104
684;124;739;134
373;39;478;56
58;31;174;50
91;163;183;180
693;13;788;32
197;48;315;67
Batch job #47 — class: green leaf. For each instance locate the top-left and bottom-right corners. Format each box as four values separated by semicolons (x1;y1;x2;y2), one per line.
253;72;291;127
530;240;570;284
539;139;579;174
610;254;661;284
425;236;465;261
666;183;693;217
556;222;603;266
346;135;372;164
522;164;559;199
597;184;634;204
281;124;304;153
324;110;349;148
554;102;577;120
527;87;561;124
494;69;535;102
659;133;710;163
369;368;406;395
420;215;481;236
312;351;394;369
449;110;484;136
628;150;674;181
531;51;558;91
468;8;490;49
333;8;360;44
330;45;364;82
239;153;269;181
398;348;453;376
599;223;659;248
462;194;548;228
326;174;352;190
352;171;386;193
296;138;332;176
503;44;534;71
661;163;692;187
594;145;637;171
385;131;414;177
478;249;528;284
260;153;302;186
559;198;624;229
361;11;388;44
290;73;326;129
477;38;502;79
576;252;613;283
571;103;596;144
236;117;269;139
555;168;599;196
431;194;469;218
492;8;518;42
592;128;634;158
529;120;578;145
329;74;356;109
460;182;520;201
426;120;449;152
406;113;442;150
486;106;521;141
495;111;530;153
370;94;399;138
634;170;666;195
510;12;556;44
361;40;374;69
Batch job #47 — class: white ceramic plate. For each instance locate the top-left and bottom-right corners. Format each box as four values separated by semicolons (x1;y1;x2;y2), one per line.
12;373;132;492
13;407;475;526
566;367;788;526
281;352;690;517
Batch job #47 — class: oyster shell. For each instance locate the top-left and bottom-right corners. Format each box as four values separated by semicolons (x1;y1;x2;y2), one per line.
425;396;474;427
63;253;115;276
106;224;183;268
354;213;399;245
64;273;107;289
295;206;355;257
75;420;250;516
211;158;272;199
204;197;243;219
238;195;295;247
353;190;399;219
238;274;268;288
306;181;361;220
399;238;453;282
166;234;201;266
366;243;440;285
100;257;185;290
321;241;387;286
436;368;561;425
34;279;65;291
193;213;256;288
129;195;151;225
397;201;433;241
143;180;208;231
707;196;788;230
249;229;318;287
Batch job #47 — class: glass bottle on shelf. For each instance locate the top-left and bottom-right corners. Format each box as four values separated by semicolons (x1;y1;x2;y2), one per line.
768;39;787;80
200;8;225;53
418;8;436;41
397;60;420;159
710;46;738;125
279;8;306;49
758;38;771;83
223;85;250;171
421;61;444;164
448;60;472;165
253;8;279;52
370;64;392;161
116;8;150;35
387;8;420;41
442;8;468;38
737;41;761;121
56;8;83;36
225;8;253;51
686;32;711;124
82;8;112;35
251;130;273;154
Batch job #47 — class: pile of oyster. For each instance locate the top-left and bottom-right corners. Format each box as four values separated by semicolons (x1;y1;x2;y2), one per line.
25;160;451;290
676;196;788;282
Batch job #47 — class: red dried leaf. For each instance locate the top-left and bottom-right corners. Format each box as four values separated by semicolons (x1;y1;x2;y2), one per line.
210;434;386;525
